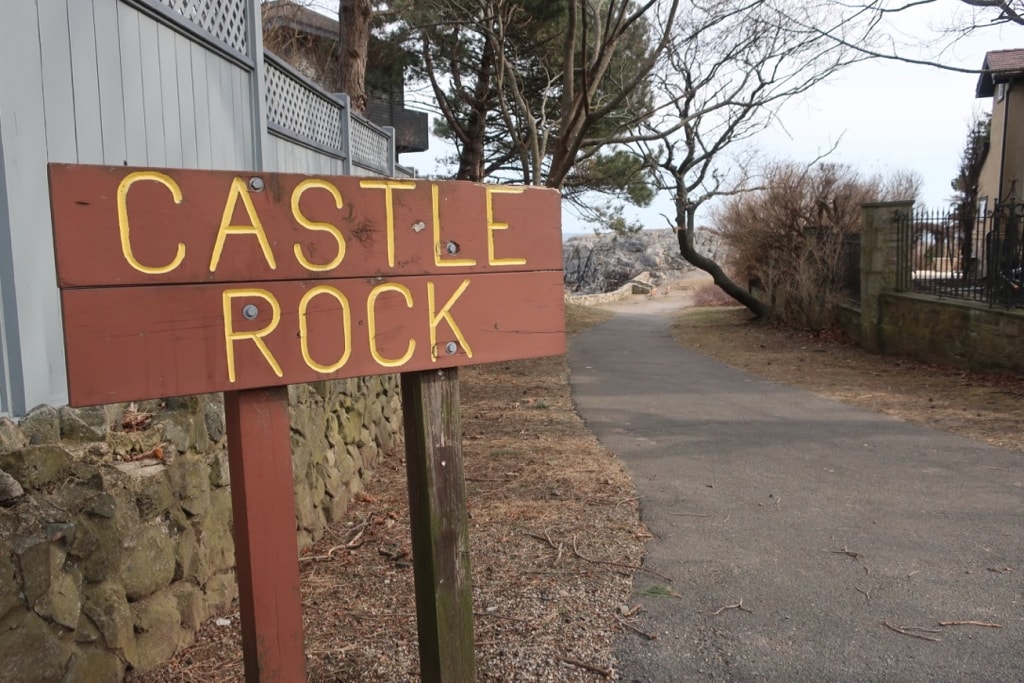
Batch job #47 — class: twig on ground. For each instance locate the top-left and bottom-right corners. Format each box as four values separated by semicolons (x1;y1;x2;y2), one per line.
831;546;863;559
344;524;368;549
572;535;674;582
855;586;871;601
299;544;350;563
938;620;1003;628
560;657;613;678
525;531;558;550
617;616;658;641
710;599;752;616
669;512;710;518
883;620;941;642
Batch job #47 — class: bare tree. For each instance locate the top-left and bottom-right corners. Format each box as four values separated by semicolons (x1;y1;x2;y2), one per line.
795;0;1023;74
633;0;873;318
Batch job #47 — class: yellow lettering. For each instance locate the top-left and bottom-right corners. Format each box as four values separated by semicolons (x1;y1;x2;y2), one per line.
432;184;476;267
366;283;416;367
428;279;473;360
210;177;277;272
486;186;527;266
359;179;416;268
298;286;352;373
292;179;346;272
117;171;186;274
221;289;283;383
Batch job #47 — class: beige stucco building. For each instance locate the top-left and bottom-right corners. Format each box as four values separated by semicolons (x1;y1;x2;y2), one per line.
976;48;1024;211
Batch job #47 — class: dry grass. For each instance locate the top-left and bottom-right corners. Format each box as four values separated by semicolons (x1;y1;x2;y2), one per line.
671;303;1024;453
133;303;643;682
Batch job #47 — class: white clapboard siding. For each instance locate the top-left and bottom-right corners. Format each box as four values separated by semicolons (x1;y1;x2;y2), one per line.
0;0;400;416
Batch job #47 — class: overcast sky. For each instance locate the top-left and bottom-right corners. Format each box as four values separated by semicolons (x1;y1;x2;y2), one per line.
395;4;1021;234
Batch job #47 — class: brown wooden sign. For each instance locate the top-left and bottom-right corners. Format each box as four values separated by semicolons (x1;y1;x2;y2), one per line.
48;164;565;406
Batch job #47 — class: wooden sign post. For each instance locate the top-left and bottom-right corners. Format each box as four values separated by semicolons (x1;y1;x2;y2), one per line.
48;164;565;682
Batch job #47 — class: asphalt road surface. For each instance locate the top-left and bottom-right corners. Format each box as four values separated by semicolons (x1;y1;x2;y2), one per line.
568;300;1023;682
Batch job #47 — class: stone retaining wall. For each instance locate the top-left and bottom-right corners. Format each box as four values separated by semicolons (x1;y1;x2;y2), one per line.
564;273;656;306
0;377;401;681
877;294;1024;373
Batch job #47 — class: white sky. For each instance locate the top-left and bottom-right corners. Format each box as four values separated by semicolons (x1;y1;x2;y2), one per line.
394;3;1021;234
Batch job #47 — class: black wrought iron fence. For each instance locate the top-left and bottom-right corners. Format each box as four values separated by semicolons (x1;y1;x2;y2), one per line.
896;203;1024;308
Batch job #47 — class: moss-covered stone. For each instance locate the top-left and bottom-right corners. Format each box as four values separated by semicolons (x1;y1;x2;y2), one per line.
17;539;82;628
170;457;211;516
19;405;60;445
75;611;102;643
62;646;124;683
83;581;136;664
70;487;138;584
196;488;234;582
174;522;199;582
0;445;73;490
208;451;230;488
156;410;208;455
169;581;206;634
0;542;22;622
130;589;184;673
0;611;73;683
121;522;176;600
0;418;28;454
203;570;238;612
204;400;226;443
134;470;174;520
0;468;24;504
294;481;318;534
59;406;108;443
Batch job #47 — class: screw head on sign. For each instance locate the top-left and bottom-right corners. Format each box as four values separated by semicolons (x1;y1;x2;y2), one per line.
445;241;458;255
248;177;265;192
242;304;259;320
445;342;458;355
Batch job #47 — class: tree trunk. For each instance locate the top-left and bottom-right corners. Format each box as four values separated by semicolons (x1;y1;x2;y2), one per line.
338;0;373;113
676;207;771;319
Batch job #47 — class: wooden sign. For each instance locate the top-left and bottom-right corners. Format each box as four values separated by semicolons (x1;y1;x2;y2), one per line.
47;164;565;406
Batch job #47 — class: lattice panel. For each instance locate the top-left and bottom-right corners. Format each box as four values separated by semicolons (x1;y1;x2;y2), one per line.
351;117;390;171
156;0;248;55
265;61;345;152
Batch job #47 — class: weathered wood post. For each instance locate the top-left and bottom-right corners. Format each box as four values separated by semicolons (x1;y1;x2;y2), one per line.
402;368;475;681
48;163;564;682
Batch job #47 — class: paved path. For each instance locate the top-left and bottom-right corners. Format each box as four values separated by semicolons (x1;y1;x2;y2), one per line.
567;295;1023;682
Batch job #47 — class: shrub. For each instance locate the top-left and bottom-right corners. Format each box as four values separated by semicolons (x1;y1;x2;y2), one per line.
713;162;919;331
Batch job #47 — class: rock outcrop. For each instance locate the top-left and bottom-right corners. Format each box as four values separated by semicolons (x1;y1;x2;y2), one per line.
563;228;725;294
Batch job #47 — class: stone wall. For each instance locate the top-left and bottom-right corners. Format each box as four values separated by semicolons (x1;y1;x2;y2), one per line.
856;201;1024;374
564;273;656;306
0;377;402;681
877;294;1024;373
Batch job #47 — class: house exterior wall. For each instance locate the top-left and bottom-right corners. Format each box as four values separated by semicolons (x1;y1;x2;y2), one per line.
978;80;1024;209
1000;83;1024;201
978;94;1004;213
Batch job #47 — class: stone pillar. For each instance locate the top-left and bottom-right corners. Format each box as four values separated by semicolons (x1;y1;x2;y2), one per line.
860;200;913;353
